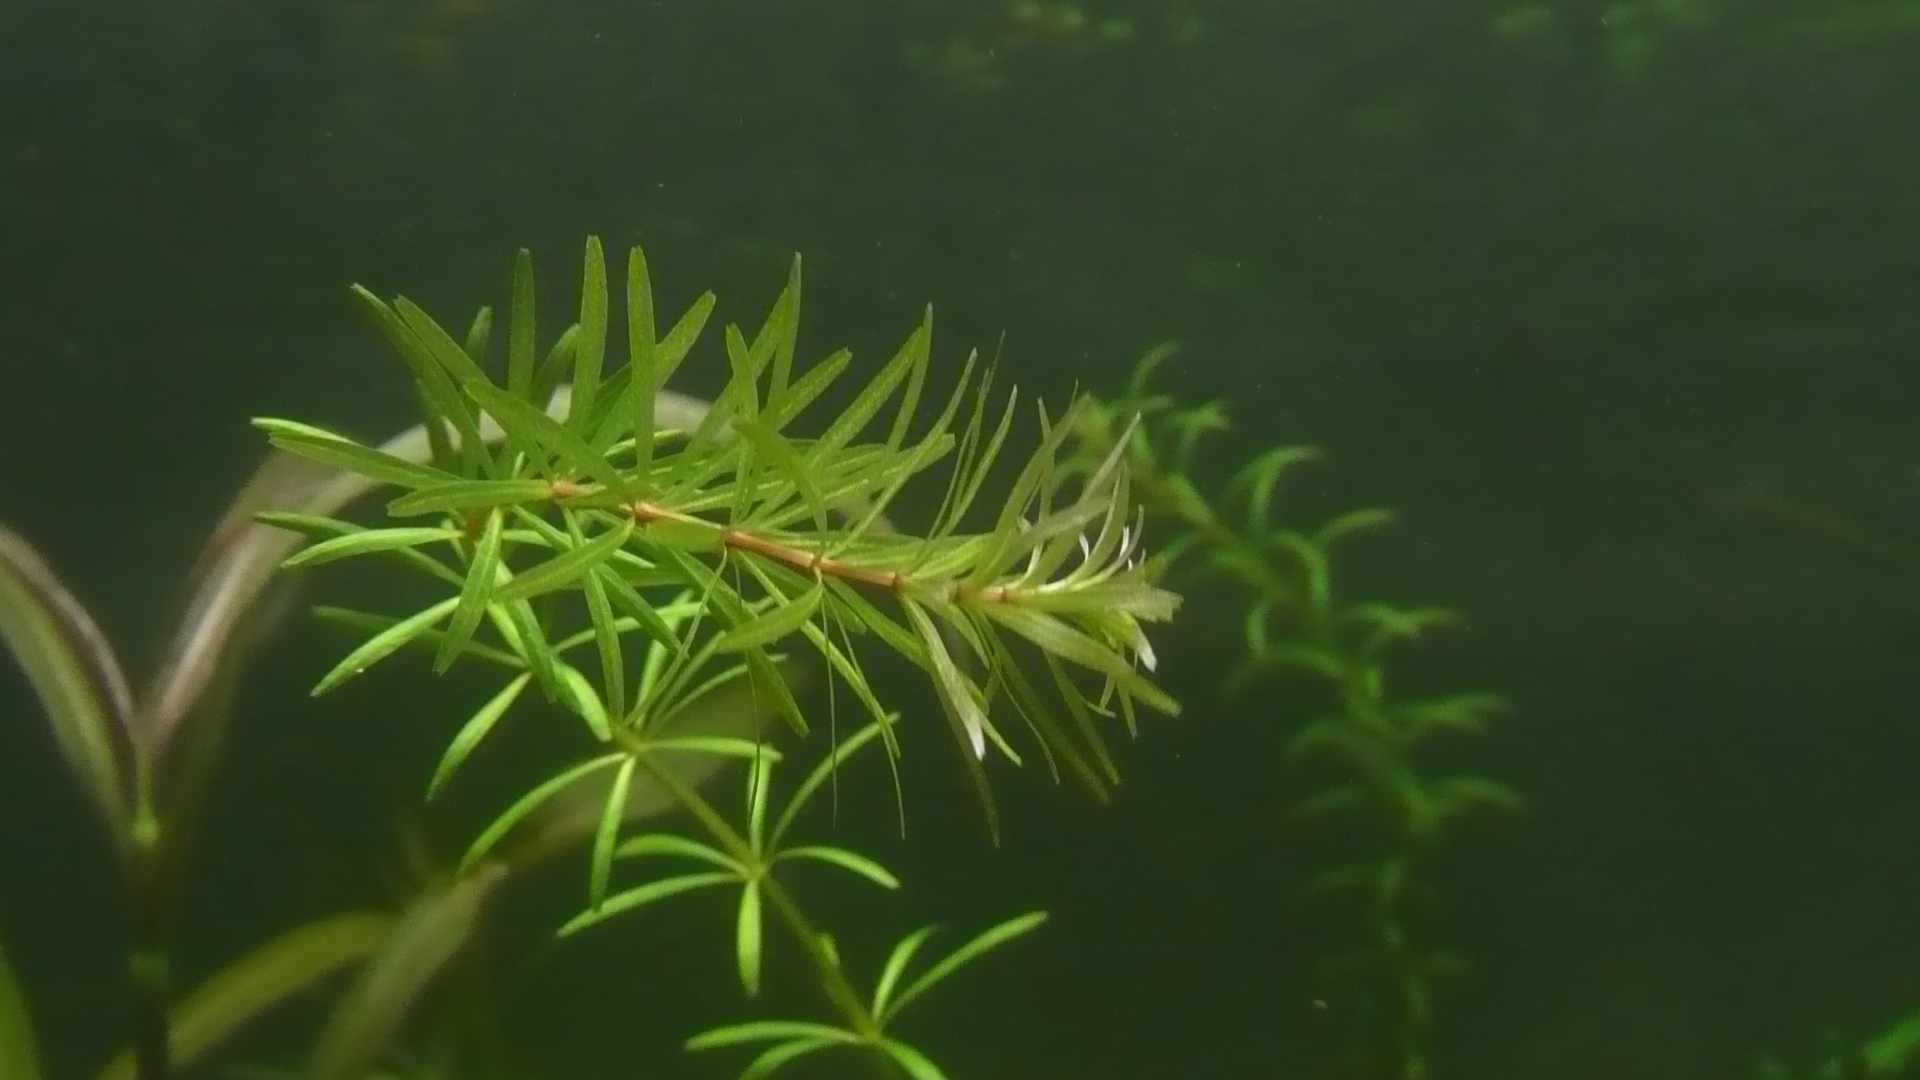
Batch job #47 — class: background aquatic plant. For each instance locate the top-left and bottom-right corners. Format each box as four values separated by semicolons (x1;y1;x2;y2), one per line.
0;239;1181;1080
1064;345;1521;1080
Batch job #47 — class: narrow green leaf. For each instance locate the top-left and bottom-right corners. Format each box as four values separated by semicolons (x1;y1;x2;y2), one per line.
974;603;1179;716
736;881;763;996
1227;445;1320;536
615;832;736;867
463;378;629;494
885;911;1047;1021
461;753;626;873
254;419;454;491
589;755;636;908
387;478;553;517
491;519;632;603
311;597;459;696
436;508;504;672
715;581;822;653
394;297;492;389
870;927;934;1020
816;321;922;455
686;1020;855;1050
578;544;626;721
777;845;899;890
902;596;987;760
740;1036;844;1080
555;663;613;742
732;415;830;532
348;288;488;475
768;715;894;844
570;237;609;432
313;606;519;668
654;292;716;393
557;871;737;935
764;347;850;430
426;672;531;799
879;1038;952;1080
281;527;460;569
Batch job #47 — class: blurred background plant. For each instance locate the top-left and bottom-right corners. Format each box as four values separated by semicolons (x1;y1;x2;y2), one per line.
1063;345;1522;1080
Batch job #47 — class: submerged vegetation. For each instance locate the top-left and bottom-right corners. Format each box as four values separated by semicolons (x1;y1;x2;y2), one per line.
0;239;1180;1079
1067;346;1522;1080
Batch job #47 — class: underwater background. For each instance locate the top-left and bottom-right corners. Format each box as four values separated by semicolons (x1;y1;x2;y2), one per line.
1;0;1917;1078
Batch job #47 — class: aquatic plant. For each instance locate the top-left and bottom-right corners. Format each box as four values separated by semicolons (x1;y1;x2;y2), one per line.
1065;344;1521;1080
0;239;1181;1079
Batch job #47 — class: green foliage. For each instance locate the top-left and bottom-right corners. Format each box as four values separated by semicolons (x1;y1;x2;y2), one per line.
0;240;1184;1080
247;238;1181;1078
1067;343;1520;1080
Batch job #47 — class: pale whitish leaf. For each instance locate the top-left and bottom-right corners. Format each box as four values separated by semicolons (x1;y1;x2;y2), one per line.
94;913;392;1080
460;753;625;873
281;527;461;569
884;911;1047;1021
901;597;986;760
974;603;1178;716
311;596;459;696
557;871;737;936
426;672;532;799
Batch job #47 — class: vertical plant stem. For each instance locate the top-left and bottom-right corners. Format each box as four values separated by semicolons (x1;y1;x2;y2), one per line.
627;748;878;1038
126;771;171;1080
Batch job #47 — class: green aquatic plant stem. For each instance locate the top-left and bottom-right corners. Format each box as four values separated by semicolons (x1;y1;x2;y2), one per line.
625;747;877;1038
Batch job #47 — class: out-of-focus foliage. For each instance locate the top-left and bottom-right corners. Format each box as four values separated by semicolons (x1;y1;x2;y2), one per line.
1066;344;1521;1080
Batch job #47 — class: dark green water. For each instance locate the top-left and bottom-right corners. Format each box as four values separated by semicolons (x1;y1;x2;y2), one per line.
2;1;1917;1078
